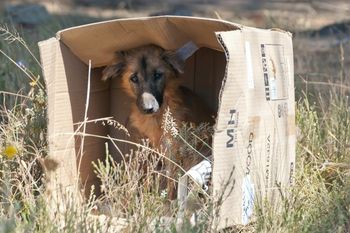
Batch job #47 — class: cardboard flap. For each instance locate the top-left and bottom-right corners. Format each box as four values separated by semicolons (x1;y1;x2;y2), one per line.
212;28;295;227
57;16;239;67
38;38;79;191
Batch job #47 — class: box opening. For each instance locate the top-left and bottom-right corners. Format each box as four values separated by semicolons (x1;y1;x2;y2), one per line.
63;45;226;197
49;17;236;197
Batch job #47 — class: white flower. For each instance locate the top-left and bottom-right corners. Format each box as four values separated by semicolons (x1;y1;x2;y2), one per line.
160;189;168;198
161;107;179;137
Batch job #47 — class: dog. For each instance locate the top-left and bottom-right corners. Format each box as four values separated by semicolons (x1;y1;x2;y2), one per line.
102;43;214;199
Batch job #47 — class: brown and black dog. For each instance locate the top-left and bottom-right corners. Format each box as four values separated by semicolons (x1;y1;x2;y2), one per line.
102;44;214;199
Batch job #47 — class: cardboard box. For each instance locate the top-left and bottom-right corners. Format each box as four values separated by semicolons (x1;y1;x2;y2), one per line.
38;16;295;228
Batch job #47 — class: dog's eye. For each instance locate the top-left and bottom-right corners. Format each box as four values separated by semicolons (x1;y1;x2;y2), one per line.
154;72;163;81
130;74;139;83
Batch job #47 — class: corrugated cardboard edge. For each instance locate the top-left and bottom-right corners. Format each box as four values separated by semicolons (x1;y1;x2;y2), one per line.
55;15;243;39
270;28;293;37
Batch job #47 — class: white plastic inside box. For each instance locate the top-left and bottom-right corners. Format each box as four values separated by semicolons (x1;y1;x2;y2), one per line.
177;159;212;225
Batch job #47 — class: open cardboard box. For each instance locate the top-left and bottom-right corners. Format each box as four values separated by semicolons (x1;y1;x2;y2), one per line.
39;16;295;229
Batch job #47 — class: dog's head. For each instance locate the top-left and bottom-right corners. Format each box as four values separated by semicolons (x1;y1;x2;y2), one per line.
102;43;197;114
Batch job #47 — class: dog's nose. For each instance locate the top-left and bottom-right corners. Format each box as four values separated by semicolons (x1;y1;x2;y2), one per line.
141;92;159;114
143;107;155;114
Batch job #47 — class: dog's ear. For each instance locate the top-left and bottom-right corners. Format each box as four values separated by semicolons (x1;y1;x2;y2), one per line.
101;51;127;81
102;62;125;81
163;41;198;74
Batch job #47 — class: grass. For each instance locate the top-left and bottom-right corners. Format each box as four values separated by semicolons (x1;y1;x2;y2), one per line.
0;11;350;233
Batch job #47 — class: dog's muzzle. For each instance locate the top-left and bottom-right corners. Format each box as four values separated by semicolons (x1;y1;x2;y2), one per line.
140;92;159;114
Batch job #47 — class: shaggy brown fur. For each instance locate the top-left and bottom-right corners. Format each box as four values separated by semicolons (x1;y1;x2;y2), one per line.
103;44;214;199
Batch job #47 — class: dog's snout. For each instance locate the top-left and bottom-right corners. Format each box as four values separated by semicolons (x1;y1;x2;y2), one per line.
140;92;159;114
